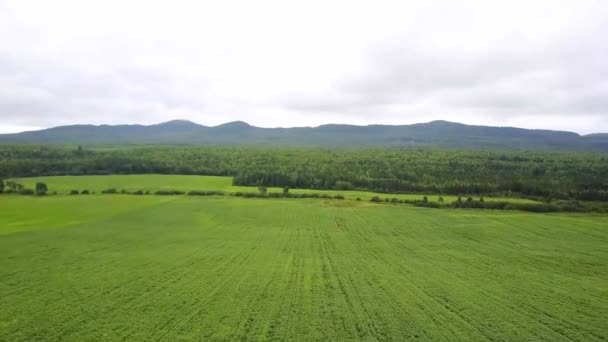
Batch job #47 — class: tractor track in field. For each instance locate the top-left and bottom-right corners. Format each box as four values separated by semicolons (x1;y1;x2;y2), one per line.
1;197;606;341
347;209;604;341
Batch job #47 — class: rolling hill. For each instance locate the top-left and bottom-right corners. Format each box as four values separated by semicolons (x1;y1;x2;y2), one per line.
0;120;606;151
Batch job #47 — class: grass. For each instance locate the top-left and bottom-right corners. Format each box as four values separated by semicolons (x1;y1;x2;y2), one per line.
0;195;173;236
13;174;539;203
0;194;606;341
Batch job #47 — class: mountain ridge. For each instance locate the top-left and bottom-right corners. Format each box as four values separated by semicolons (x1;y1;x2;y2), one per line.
0;120;606;151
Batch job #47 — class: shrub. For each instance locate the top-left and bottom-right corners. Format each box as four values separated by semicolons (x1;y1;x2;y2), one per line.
102;188;117;194
370;196;382;202
35;182;48;196
70;190;79;195
19;188;35;195
188;190;225;196
412;200;441;208
242;192;265;198
4;181;24;194
81;190;90;195
154;190;185;195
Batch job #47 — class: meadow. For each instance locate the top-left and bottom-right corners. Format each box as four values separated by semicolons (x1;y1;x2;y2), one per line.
0;190;606;340
12;174;538;203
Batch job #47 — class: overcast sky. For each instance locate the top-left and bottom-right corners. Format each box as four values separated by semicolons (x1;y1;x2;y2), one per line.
1;0;607;134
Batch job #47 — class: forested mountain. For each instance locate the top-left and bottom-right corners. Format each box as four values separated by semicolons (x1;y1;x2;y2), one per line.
0;120;606;151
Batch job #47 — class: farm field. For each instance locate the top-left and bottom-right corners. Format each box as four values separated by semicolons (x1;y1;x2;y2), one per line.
13;174;539;203
0;194;606;340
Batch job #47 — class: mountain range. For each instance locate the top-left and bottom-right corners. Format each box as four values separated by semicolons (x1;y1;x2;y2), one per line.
0;120;606;151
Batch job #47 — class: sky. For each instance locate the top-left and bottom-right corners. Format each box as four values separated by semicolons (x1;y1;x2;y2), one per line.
0;0;607;134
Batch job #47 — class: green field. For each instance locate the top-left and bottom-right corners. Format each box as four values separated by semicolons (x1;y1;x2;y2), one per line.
1;193;606;340
13;174;538;203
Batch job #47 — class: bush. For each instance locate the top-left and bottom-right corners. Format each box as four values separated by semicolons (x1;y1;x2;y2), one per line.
81;190;90;195
370;196;382;202
19;188;35;195
70;190;79;195
154;190;185;195
102;188;117;194
187;190;225;196
35;182;48;196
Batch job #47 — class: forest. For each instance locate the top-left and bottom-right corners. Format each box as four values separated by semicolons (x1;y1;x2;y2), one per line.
0;144;607;201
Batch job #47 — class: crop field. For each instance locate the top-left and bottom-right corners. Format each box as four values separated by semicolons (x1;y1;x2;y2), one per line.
1;193;606;340
13;174;538;203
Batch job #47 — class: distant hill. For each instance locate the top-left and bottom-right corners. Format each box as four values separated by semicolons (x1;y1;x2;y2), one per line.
0;119;606;151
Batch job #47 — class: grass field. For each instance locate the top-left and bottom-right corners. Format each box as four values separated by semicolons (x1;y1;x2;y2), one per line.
13;174;539;203
1;194;606;340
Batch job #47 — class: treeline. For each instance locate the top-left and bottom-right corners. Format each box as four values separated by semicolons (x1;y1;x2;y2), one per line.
5;180;605;212
1;145;607;201
0;179;48;195
5;184;347;201
371;195;608;213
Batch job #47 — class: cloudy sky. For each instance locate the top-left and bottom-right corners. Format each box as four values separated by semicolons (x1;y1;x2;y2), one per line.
1;0;607;134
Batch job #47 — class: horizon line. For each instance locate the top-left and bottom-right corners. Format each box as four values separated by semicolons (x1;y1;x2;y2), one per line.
1;119;605;136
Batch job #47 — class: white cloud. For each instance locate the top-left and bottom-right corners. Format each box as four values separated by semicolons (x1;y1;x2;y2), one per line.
0;0;606;133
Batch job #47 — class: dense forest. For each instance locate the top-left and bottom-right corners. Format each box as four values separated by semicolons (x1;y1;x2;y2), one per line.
0;145;607;201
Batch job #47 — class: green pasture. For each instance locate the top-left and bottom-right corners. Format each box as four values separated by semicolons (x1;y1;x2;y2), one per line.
0;195;606;340
12;174;538;203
